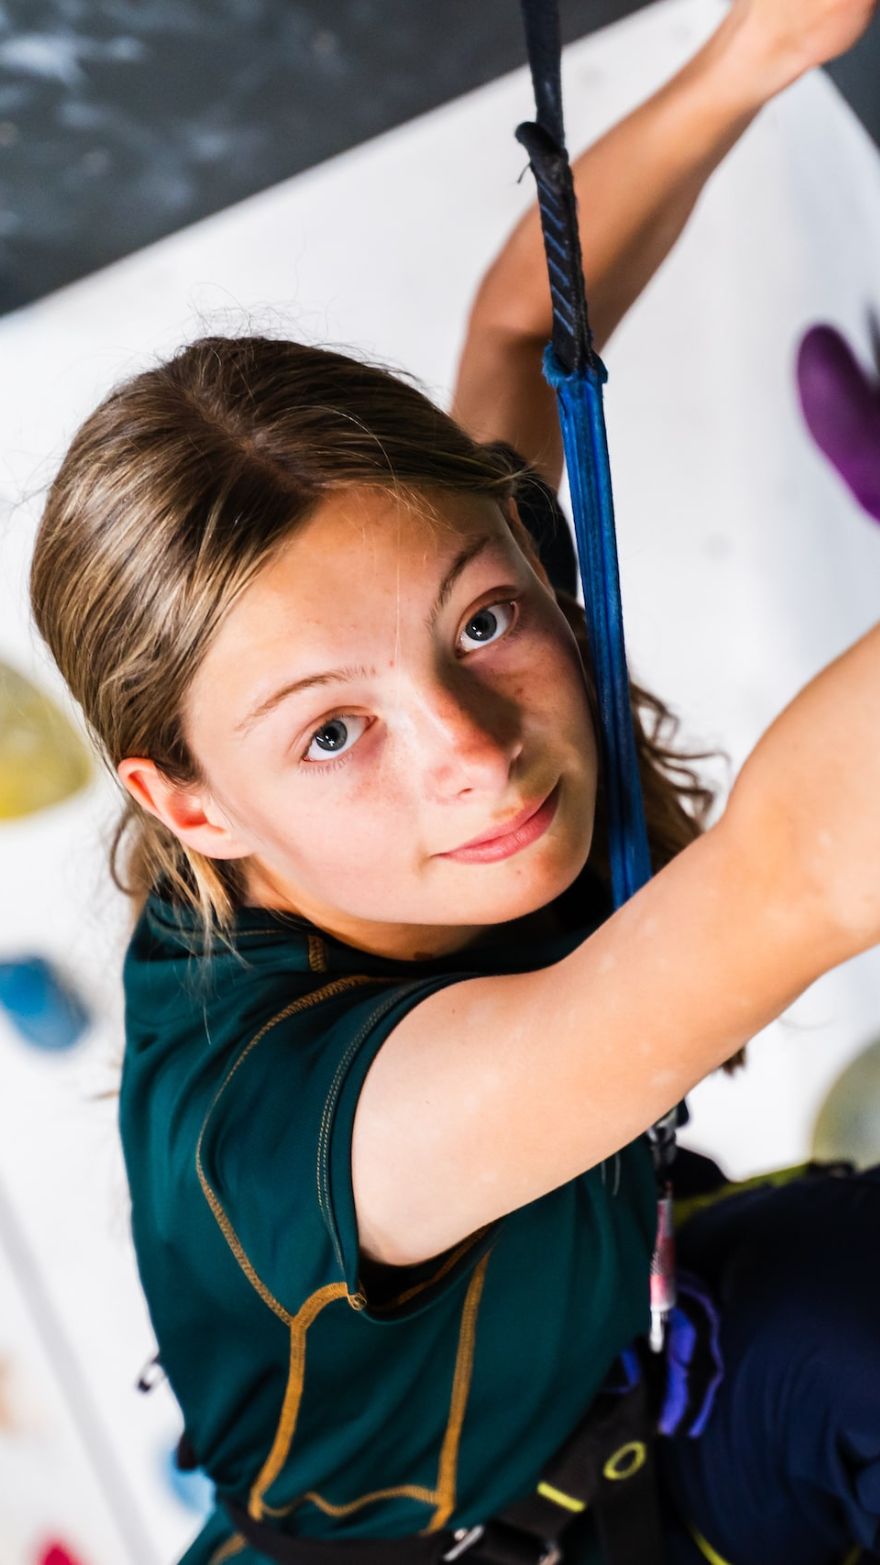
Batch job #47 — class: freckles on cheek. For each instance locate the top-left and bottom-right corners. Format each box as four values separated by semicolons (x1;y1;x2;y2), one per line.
358;776;418;860
340;769;409;839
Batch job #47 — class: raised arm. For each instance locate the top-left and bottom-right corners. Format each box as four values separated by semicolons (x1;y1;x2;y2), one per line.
353;618;880;1265
451;0;878;487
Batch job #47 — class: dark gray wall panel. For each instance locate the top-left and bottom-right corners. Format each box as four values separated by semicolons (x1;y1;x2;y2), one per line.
0;0;876;317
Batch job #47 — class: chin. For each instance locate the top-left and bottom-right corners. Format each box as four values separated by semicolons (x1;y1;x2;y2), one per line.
481;866;576;927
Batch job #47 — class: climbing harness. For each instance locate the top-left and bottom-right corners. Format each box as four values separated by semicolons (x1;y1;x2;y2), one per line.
514;0;679;1355
218;1342;666;1565
167;1162;861;1565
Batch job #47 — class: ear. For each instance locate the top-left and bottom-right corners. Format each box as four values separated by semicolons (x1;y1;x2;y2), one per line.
501;493;553;592
116;756;252;861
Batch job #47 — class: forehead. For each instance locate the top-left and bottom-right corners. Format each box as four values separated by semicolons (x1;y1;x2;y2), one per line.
236;482;511;619
303;481;509;554
185;482;516;739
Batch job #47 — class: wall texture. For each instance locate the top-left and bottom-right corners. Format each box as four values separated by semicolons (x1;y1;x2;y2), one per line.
1;0;877;317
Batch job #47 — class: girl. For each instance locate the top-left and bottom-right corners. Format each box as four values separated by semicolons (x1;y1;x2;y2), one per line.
28;1;880;1561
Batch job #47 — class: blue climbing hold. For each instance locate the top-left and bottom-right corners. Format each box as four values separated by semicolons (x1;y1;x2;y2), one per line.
0;957;91;1051
163;1444;214;1515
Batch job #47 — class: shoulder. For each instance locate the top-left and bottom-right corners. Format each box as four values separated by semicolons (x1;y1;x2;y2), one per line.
121;889;477;1315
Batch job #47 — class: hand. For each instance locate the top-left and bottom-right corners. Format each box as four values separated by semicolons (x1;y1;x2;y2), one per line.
728;0;878;91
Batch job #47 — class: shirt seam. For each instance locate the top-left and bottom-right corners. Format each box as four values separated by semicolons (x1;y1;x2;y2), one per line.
196;974;386;1322
315;978;442;1281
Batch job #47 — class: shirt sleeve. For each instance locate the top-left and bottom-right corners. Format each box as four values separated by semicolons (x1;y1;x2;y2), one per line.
316;975;501;1318
197;972;496;1325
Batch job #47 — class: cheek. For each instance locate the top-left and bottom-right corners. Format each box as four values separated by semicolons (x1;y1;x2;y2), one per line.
524;620;598;758
278;767;415;865
522;615;591;706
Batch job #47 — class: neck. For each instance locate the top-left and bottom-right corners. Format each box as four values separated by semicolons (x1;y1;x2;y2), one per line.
241;858;568;963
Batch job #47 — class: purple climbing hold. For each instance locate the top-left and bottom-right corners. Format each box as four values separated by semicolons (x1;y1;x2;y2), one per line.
0;957;91;1051
796;324;880;524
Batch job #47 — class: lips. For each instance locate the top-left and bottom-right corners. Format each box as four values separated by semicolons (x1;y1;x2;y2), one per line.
448;787;554;852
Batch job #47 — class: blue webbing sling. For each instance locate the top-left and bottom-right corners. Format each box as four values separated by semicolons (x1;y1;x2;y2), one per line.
515;0;678;1351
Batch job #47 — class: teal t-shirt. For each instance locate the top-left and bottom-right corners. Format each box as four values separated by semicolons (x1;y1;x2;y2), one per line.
119;871;657;1565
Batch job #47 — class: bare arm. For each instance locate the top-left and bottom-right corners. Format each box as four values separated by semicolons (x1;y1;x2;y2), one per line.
451;0;878;485
352;619;880;1265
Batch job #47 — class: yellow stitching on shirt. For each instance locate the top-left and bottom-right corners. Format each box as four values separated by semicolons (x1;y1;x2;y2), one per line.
306;1483;435;1516
248;1282;349;1521
366;1226;493;1314
255;1247;495;1528
207;1535;247;1564
196;975;383;1324
307;934;328;972
263;1482;438;1520
315;980;443;1266
425;1249;493;1532
196;1159;290;1323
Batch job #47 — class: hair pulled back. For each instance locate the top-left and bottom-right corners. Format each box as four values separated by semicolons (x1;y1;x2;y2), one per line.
29;333;721;974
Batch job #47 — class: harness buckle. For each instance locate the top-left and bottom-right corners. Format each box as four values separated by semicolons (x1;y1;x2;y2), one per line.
442;1526;562;1565
443;1527;485;1561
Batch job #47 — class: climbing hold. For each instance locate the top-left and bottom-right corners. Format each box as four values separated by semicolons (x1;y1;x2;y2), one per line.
163;1441;214;1515
0;659;92;821
812;1035;880;1170
38;1545;86;1565
0;957;92;1051
796;324;880;525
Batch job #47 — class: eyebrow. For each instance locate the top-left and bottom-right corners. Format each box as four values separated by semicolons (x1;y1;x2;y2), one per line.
233;531;497;736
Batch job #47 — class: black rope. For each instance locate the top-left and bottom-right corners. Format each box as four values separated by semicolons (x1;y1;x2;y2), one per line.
515;0;596;375
518;0;565;143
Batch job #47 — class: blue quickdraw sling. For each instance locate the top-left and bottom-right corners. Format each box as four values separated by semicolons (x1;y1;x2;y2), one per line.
514;0;679;1354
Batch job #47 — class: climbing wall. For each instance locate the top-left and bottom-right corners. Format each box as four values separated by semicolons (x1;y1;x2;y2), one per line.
1;0;879;1559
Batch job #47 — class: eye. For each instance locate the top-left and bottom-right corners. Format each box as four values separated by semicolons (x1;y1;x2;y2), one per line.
301;713;369;766
458;599;518;653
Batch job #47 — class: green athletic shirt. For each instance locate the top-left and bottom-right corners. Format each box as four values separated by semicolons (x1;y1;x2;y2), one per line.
120;860;657;1565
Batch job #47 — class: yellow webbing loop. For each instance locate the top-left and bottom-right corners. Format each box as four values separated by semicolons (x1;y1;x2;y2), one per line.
688;1523;734;1565
688;1521;862;1564
673;1162;813;1231
536;1480;587;1513
601;1441;647;1482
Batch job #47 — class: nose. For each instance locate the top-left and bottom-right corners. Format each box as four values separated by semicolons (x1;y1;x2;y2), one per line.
406;667;523;800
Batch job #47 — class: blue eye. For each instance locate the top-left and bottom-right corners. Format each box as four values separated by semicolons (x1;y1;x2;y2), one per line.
299;598;522;770
302;713;368;766
458;599;517;652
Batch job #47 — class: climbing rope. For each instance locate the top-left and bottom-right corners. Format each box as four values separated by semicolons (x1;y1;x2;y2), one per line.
515;0;678;1349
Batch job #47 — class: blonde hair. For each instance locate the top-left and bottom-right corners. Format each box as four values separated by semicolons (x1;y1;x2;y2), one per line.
29;333;725;999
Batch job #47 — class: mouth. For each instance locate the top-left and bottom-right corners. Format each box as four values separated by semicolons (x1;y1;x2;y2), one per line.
438;781;560;863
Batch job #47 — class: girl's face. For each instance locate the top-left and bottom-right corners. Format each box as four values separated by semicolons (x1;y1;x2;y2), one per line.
120;483;599;961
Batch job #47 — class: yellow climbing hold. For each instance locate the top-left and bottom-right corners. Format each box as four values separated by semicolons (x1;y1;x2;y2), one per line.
812;1035;880;1171
0;660;92;820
